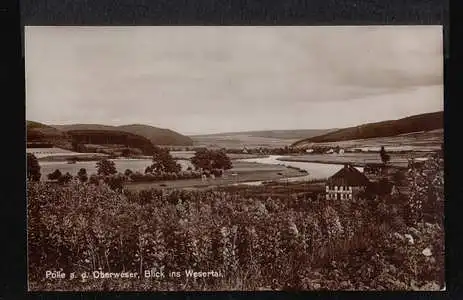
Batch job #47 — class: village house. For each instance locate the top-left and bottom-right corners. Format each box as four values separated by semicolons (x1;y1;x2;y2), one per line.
325;164;370;200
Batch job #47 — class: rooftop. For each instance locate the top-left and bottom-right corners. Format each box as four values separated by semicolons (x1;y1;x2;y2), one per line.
327;164;370;187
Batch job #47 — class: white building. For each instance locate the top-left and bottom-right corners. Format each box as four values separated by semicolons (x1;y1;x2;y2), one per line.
325;164;370;200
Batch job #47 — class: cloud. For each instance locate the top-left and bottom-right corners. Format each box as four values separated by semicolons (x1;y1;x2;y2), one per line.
25;26;443;134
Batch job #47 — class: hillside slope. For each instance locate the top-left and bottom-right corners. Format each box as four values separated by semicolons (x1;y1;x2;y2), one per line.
190;129;336;148
52;123;193;146
27;121;71;149
118;124;193;146
191;129;336;140
292;111;443;147
67;129;156;155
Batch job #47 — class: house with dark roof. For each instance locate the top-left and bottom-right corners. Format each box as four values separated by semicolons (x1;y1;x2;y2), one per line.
325;164;370;200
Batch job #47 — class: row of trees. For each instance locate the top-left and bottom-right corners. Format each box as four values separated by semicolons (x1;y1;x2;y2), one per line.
143;147;232;176
28;148;233;191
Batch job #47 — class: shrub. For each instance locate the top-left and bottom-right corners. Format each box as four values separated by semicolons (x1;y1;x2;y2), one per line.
27;153;41;181
124;169;133;177
58;172;72;185
129;171;202;183
89;174;100;185
77;168;88;183
47;169;62;181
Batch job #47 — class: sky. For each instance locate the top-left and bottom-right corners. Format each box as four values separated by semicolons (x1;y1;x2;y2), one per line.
25;26;443;135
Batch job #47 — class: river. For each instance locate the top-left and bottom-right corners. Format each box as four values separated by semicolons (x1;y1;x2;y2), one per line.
234;155;363;186
38;153;358;184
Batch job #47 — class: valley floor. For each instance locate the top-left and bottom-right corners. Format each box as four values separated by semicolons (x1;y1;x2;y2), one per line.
125;161;307;191
279;152;433;168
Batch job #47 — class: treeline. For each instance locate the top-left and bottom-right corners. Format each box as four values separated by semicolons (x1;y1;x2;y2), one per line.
27;148;234;188
69;129;156;155
225;146;342;155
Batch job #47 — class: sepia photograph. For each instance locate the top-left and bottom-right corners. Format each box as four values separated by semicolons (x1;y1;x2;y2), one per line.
26;26;444;291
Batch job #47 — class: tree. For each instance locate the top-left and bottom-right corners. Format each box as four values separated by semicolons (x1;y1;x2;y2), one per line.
96;159;117;176
392;170;406;186
121;148;131;157
379;146;390;165
27;153;41;181
145;166;152;174
124;169;133;177
406;153;444;224
191;149;232;174
77;168;88;182
89;174;100;185
71;140;79;152
58;172;73;185
47;169;62;181
211;150;232;170
149;147;181;174
105;174;125;193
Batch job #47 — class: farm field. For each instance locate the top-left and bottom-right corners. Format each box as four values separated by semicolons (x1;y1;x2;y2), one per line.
27;147;109;161
125;161;306;191
170;151;265;160
191;134;298;148
38;155;297;183
279;152;433;168
296;129;443;152
38;158;193;181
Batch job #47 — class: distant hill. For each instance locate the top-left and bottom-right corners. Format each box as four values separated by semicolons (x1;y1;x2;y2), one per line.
52;123;193;146
191;129;336;140
52;124;117;132
292;111;444;147
190;129;336;148
118;124;193;146
27;121;71;149
67;129;156;155
246;129;337;140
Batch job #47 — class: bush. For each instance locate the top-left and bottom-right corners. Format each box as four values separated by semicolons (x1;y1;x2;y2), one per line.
77;168;88;183
27;153;41;181
89;174;100;185
129;170;202;183
47;169;62;181
58;172;72;185
406;154;444;224
105;174;125;193
124;169;133;177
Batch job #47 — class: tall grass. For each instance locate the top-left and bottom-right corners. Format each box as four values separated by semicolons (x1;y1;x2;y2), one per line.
28;178;443;291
